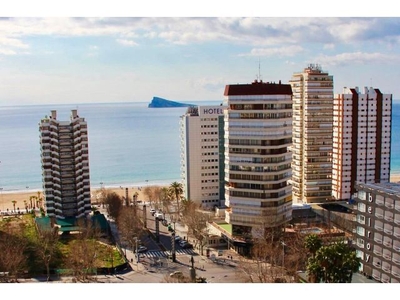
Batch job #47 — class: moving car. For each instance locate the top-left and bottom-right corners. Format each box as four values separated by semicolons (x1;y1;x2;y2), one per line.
174;235;182;243
179;240;193;249
150;208;156;216
155;212;164;220
136;246;148;253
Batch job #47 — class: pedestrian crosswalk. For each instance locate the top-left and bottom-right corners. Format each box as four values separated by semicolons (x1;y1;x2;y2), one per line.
143;248;197;258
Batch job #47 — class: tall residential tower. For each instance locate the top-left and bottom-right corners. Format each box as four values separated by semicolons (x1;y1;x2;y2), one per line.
39;109;91;219
332;87;392;200
223;80;293;237
290;64;334;204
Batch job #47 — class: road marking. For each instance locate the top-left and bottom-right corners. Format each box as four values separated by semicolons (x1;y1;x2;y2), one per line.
144;249;197;258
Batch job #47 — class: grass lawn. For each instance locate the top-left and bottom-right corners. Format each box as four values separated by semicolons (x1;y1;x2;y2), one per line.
0;213;125;275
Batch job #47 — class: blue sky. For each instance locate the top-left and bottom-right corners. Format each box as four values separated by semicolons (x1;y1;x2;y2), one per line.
0;2;399;105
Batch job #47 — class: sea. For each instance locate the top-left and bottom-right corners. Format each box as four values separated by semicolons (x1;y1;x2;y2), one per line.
0;100;400;194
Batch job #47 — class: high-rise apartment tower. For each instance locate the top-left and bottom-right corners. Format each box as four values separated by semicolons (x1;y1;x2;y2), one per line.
180;105;225;208
39;110;91;219
223;79;293;236
290;64;334;204
332;87;392;200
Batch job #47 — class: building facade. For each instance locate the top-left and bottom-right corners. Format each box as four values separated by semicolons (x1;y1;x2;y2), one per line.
353;182;400;283
290;64;334;204
223;79;293;237
180;105;225;208
332;87;392;200
39;109;91;219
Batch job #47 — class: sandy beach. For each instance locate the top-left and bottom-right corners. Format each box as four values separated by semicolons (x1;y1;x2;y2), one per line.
1;175;400;213
0;185;162;213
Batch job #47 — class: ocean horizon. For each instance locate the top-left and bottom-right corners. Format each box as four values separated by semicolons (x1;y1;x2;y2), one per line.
1;99;400;193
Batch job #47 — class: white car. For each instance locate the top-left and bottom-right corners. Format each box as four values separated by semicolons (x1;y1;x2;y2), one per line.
150;208;156;215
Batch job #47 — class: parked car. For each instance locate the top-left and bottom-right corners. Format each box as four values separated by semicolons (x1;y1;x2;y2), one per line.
170;271;184;279
150;208;156;216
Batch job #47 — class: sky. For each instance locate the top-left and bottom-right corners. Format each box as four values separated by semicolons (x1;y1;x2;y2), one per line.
1;1;400;106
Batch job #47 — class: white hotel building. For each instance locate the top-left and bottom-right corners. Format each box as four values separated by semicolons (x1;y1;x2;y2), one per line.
39;109;91;219
180;105;225;208
332;87;392;201
223;80;293;236
290;64;334;204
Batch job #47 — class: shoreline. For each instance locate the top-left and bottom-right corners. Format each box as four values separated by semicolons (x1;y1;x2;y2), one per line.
0;184;168;213
2;175;400;213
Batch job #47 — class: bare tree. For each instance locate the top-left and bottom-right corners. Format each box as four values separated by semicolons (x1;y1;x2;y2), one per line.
104;191;123;222
64;218;101;282
181;199;211;254
35;224;60;281
0;227;28;282
118;206;144;251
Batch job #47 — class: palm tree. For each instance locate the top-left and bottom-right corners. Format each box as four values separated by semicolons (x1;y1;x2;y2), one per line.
304;234;322;258
29;195;35;209
169;181;183;216
12;200;17;212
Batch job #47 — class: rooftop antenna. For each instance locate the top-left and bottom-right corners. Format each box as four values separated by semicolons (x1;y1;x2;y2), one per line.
256;57;262;82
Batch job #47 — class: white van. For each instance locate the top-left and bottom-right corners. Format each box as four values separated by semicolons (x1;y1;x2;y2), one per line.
155;212;164;220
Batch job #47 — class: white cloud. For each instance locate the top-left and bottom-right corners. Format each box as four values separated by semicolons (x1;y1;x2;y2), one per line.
116;39;138;47
240;45;304;57
1;17;400;51
316;51;400;66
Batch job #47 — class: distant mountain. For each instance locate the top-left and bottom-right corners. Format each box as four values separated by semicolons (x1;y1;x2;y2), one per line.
148;97;195;108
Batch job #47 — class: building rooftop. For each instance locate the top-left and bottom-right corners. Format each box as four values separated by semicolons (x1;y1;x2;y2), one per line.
224;80;292;96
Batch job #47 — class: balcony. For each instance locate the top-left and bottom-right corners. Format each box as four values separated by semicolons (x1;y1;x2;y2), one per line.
383;240;392;247
393;255;400;265
391;269;400;278
382;264;391;273
373;261;381;268
384;227;393;235
383;252;391;260
373;247;382;256
385;215;394;222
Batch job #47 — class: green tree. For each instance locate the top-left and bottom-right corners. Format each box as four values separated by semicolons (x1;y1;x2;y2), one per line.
306;240;361;283
304;234;322;258
169;181;183;216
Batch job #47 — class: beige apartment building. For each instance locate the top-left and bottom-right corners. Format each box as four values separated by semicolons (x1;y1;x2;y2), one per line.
180;105;225;208
39;109;91;219
332;87;392;201
223;79;293;236
290;64;334;204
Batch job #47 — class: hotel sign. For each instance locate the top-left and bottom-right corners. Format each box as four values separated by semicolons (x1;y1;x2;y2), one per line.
199;106;226;117
364;193;374;263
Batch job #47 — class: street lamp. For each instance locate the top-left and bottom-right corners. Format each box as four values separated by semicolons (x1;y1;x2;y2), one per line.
281;241;286;275
170;216;177;262
135;237;139;263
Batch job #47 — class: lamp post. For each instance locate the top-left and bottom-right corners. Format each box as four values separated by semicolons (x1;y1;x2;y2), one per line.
135;237;139;263
281;241;286;275
171;216;176;262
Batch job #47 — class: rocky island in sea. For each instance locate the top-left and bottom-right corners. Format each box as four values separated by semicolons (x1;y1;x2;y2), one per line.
148;96;195;108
